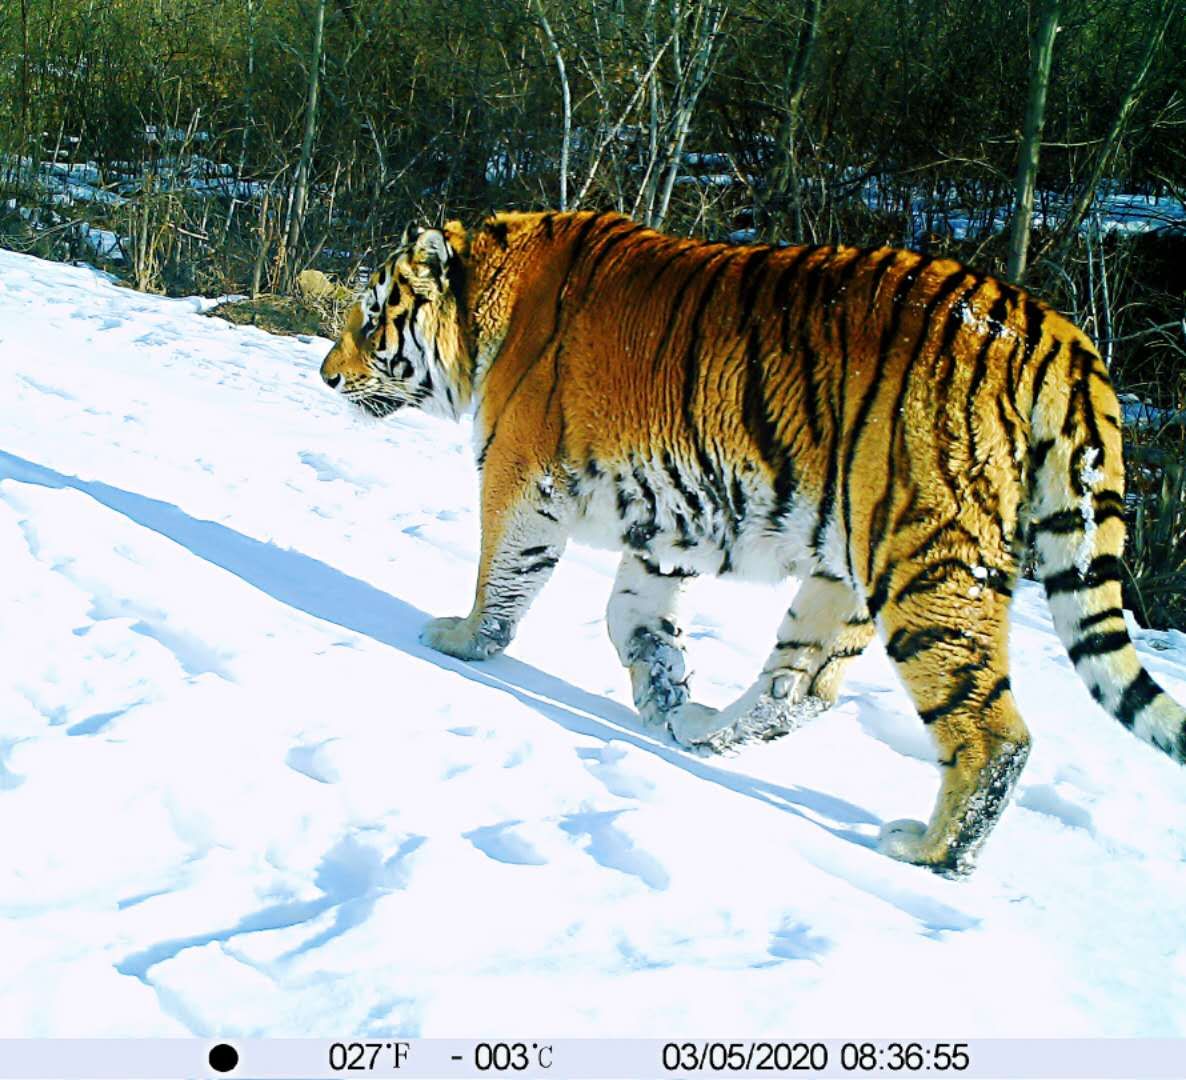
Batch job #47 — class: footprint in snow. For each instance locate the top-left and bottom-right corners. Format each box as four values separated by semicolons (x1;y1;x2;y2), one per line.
767;920;832;963
298;450;368;488
286;740;342;784
577;744;656;800
126;618;232;679
560;810;669;890
69;311;123;331
464;820;548;866
502;743;532;768
66;706;134;737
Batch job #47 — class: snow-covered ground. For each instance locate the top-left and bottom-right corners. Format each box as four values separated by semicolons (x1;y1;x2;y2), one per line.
1;250;1185;1040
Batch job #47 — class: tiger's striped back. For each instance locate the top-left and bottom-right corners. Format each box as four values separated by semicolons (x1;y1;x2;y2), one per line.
463;211;1183;766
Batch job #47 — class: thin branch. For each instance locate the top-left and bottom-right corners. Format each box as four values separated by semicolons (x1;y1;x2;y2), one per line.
532;0;571;211
571;30;677;210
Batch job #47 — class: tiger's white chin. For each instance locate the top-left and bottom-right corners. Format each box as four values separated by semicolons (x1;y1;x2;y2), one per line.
346;396;406;420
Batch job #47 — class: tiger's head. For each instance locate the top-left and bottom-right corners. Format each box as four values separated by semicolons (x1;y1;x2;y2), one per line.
320;223;472;419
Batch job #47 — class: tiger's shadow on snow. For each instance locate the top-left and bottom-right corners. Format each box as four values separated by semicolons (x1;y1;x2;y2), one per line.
1;448;886;850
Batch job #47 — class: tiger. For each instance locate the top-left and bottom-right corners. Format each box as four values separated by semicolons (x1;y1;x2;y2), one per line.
320;209;1186;876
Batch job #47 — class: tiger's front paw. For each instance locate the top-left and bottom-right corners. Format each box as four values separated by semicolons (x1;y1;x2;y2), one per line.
419;615;507;661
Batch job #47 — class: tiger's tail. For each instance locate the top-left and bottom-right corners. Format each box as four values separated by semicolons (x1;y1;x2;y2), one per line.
1026;326;1186;763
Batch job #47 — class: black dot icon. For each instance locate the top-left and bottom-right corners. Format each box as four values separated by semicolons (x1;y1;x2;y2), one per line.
209;1043;239;1073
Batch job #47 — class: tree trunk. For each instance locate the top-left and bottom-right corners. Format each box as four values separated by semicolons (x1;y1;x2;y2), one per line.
284;0;327;284
534;0;571;211
649;0;728;229
768;0;823;243
18;0;30;173
252;190;271;299
646;0;660;188
575;28;673;211
1007;0;1060;283
226;0;256;239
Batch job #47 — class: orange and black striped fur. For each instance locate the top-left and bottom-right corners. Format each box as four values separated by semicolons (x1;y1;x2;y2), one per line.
321;210;1186;875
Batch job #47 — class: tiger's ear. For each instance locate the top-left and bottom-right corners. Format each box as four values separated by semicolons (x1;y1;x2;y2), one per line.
442;220;469;259
407;228;454;294
399;223;421;251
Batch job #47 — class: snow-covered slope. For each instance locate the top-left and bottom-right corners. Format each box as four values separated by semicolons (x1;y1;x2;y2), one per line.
1;250;1184;1039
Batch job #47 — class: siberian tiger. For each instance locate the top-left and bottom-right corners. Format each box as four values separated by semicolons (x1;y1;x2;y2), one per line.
320;210;1186;876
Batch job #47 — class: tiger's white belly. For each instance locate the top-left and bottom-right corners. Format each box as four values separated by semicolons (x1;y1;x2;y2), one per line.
564;460;828;583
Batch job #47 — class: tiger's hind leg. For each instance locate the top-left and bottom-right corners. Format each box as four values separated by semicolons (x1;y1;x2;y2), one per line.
667;573;874;748
875;560;1030;876
606;553;711;728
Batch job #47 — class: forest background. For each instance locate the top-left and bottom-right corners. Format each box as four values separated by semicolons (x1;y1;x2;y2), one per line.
1;0;1183;625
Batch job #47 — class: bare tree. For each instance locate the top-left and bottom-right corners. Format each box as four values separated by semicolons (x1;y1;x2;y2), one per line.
1007;0;1061;283
533;0;571;210
282;0;328;283
18;0;30;168
634;0;730;229
767;0;824;243
1039;0;1179;259
225;0;258;240
570;21;676;211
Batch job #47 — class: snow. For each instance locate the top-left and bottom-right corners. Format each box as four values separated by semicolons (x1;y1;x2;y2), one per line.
3;156;128;208
3;151;266;215
857;176;1185;244
1119;392;1186;429
0;248;1184;1039
74;222;127;262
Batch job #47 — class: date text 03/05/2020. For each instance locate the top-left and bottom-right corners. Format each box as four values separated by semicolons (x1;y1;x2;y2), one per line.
320;1040;971;1074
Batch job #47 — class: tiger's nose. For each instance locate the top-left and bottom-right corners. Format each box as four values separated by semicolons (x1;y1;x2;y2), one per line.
323;372;342;390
